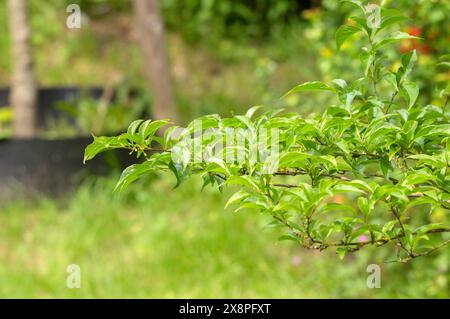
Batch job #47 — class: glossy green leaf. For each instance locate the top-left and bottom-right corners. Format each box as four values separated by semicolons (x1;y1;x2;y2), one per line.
282;82;335;98
336;24;361;50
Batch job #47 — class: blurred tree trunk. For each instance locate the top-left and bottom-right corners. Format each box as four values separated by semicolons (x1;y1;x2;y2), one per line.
8;0;38;138
133;0;179;123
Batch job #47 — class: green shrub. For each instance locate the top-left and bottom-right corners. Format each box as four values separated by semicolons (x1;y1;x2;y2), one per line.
304;0;450;104
61;0;309;41
85;1;449;262
161;0;308;42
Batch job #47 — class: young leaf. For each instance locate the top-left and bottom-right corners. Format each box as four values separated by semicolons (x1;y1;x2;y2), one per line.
278;233;300;242
225;190;251;209
127;119;144;135
400;81;419;109
114;161;156;193
373;31;420;50
336;247;348;260
401;50;417;80
380;155;391;177
379;13;408;31
336;24;362;50
139;119;169;143
168;161;189;189
282;81;335;98
342;0;365;13
84;135;127;163
357;197;370;216
245;106;263;119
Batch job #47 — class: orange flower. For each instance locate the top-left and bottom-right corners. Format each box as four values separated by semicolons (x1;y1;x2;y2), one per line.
406;26;422;37
331;195;346;204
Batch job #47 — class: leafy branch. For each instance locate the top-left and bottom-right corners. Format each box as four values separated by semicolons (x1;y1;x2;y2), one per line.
84;1;449;262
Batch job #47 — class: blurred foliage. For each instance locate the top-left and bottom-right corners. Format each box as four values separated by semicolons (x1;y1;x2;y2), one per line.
61;0;312;41
69;0;132;17
46;81;152;138
0;107;13;139
0;0;319;120
302;0;449;105
0;82;152;139
161;0;311;42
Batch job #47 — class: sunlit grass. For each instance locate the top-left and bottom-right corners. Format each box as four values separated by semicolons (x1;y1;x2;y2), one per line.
0;174;448;298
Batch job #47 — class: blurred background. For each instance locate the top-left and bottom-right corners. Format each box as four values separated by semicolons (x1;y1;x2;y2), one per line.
0;0;448;298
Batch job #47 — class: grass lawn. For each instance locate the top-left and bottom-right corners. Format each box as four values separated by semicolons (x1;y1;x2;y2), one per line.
0;174;448;298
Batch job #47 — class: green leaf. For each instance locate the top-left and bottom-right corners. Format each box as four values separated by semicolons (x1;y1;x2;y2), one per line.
331;79;348;90
336;247;348;260
380;155;391;177
225;190;250;209
206;157;230;175
382;220;398;234
400;81;419;109
341;0;365;12
164;125;181;147
365;121;400;144
408;154;445;168
263;220;284;230
115;161;155;193
226;176;260;192
334;183;367;195
360;49;375;77
437;62;450;68
83;135;127;163
401;50;417;80
282;81;335;98
235;115;254;130
245;105;263;119
168;161;189;189
279;152;311;168
319;203;356;215
384;72;399;91
335;180;372;193
373;32;420;50
127;119;144;135
139;119;169;143
349;16;369;33
358;197;370;216
278;233;300;242
402;172;437;186
239;195;270;211
379;13;408;31
414;223;447;235
335;24;361;50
